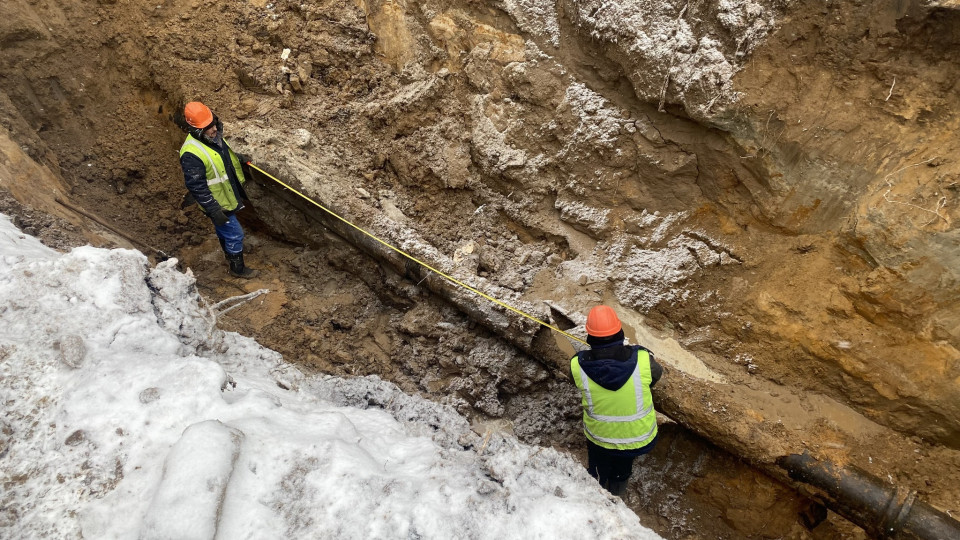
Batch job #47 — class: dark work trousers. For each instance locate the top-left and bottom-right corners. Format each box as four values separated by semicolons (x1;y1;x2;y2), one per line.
586;440;636;491
212;213;245;254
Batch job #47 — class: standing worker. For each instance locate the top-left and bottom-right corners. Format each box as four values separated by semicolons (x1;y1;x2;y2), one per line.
179;101;258;279
570;306;663;497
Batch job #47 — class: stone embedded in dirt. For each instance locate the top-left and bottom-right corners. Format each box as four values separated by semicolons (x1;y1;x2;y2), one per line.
58;335;86;369
0;420;11;459
139;387;161;404
290;75;303;93
498;270;525;291
379;198;407;223
293;128;312;148
452;242;480;274
477;245;502;273
65;430;87;446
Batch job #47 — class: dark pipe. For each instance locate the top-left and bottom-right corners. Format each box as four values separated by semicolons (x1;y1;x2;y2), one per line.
55;197;171;261
779;452;960;539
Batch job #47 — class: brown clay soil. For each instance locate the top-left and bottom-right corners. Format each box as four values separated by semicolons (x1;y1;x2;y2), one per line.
2;0;960;538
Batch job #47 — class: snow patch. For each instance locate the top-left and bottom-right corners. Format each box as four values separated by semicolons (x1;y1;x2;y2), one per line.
568;0;786;117
0;214;661;539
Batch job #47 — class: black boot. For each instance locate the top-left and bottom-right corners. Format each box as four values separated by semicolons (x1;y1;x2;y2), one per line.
607;480;629;498
226;252;259;279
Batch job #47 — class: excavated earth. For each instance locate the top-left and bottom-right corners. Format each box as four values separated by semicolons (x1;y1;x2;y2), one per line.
2;0;960;538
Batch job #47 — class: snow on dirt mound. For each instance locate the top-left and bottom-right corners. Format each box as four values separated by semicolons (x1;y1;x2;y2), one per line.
0;214;658;539
566;0;786;118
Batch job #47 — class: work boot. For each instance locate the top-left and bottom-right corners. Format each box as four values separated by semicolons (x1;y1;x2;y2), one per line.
607;480;629;498
226;252;259;279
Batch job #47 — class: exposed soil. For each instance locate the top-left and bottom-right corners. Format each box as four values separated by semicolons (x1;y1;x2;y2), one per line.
2;0;960;538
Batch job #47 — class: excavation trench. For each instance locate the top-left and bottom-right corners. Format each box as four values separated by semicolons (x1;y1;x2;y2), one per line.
4;0;960;537
240;161;960;540
3;136;953;538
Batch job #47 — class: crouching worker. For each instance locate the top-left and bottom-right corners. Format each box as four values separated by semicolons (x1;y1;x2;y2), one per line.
571;306;663;497
179;101;258;279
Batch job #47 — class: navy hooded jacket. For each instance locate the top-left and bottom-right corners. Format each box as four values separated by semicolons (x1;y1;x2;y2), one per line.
576;342;663;391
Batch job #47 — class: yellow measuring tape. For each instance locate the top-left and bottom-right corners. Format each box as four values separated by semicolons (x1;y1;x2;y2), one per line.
246;162;588;346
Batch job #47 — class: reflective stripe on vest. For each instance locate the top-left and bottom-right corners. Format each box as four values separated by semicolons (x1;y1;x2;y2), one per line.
571;347;658;450
584;421;657;446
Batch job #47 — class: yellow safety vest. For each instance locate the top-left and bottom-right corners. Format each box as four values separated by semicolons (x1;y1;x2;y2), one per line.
179;134;247;212
571;347;658;450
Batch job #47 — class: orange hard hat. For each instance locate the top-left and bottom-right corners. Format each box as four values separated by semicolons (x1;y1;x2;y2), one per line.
184;101;214;129
585;306;622;337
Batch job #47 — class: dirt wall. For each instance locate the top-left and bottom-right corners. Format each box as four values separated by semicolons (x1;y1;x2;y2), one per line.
335;0;960;447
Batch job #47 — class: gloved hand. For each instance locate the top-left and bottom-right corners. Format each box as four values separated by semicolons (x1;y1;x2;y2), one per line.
240;160;254;181
180;191;197;210
209;207;229;226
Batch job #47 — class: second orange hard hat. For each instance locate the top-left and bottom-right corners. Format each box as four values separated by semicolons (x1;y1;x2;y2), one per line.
184;101;214;129
585;305;622;337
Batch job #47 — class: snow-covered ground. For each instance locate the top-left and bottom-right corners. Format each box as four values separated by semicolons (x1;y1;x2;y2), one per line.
0;213;660;539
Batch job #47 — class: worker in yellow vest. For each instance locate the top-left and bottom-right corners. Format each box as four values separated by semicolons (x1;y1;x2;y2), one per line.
179;101;258;279
571;306;663;497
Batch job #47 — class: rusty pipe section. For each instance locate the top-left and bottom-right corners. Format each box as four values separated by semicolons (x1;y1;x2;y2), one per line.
779;452;960;539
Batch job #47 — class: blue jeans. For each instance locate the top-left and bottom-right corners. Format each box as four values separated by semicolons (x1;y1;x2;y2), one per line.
213;213;245;254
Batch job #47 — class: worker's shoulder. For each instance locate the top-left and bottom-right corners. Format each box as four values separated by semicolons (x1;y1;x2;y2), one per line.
180;151;203;165
633;344;654;355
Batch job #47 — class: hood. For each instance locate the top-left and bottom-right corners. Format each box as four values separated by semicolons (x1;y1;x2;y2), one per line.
578;345;637;391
